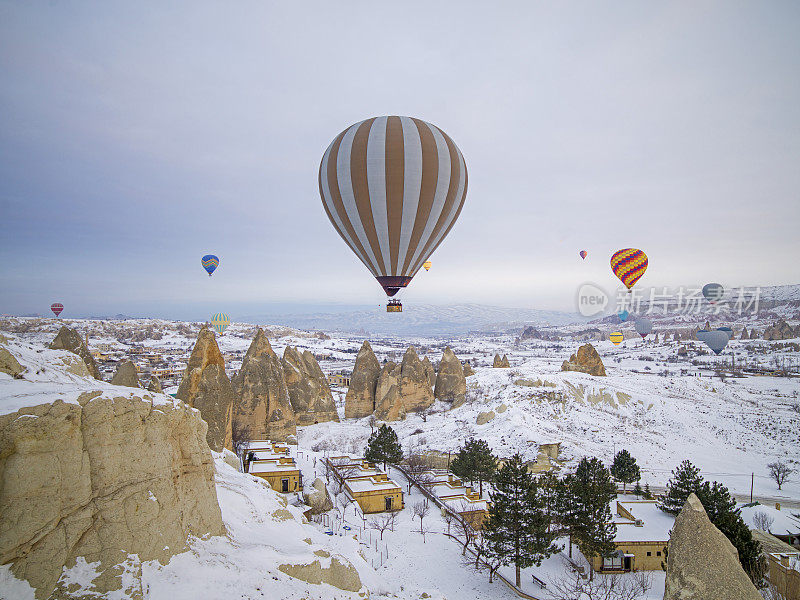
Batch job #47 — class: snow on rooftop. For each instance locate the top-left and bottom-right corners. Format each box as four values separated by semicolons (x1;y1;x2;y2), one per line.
612;499;674;543
345;478;401;493
739;503;800;536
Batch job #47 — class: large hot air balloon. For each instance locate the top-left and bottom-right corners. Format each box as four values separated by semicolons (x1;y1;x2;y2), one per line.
202;255;219;277
319;116;467;312
610;332;624;345
635;317;653;339
716;326;733;339
210;313;230;334
579;250;587;260
702;283;723;304
702;330;729;355
51;303;63;317
611;249;648;291
423;260;432;272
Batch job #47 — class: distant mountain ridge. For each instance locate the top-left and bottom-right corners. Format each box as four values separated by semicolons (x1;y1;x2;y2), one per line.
239;303;583;336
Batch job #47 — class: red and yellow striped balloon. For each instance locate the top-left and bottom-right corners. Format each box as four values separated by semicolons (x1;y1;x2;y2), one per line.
610;248;648;290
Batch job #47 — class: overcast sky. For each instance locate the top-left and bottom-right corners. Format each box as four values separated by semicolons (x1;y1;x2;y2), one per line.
1;1;798;320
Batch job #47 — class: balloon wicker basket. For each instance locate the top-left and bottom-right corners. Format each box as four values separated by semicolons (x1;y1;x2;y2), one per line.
386;300;402;313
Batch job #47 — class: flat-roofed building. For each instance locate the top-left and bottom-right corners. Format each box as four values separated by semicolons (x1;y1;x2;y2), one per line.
244;440;301;493
426;470;489;529
325;455;403;514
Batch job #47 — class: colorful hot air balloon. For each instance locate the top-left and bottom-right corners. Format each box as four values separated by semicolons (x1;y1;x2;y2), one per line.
618;310;630;322
579;250;587;260
702;330;729;355
702;283;724;304
319;116;467;310
50;303;64;317
610;332;624;345
423;261;432;272
210;313;230;334
635;317;653;339
610;248;648;291
202;255;219;277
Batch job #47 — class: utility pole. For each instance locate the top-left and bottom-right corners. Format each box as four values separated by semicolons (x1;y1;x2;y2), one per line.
750;472;754;504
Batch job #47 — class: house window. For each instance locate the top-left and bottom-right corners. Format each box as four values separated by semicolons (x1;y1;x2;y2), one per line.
281;478;289;492
647;552;652;557
656;551;662;557
385;496;393;511
602;555;623;570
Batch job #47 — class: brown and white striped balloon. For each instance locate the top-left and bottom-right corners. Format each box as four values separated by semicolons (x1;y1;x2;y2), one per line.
319;116;467;297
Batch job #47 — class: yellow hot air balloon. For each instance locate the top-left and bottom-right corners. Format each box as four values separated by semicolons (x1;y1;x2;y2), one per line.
609;332;624;345
319;116;467;312
210;313;230;335
423;260;432;272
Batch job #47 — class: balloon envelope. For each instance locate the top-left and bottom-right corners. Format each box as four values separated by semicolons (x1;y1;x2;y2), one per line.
610;332;624;345
319;116;467;297
50;303;63;317
716;326;733;339
702;283;724;304
611;248;648;290
635;318;653;338
210;313;230;334
423;260;432;272
702;330;729;355
202;255;219;276
579;250;587;260
618;310;630;322
695;329;712;341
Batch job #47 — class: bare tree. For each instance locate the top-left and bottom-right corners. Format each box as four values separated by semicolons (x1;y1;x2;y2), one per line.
368;512;396;540
404;453;429;492
412;500;430;534
767;461;793;490
752;510;775;532
450;502;476;555
336;492;352;518
231;419;252;459
548;570;652;600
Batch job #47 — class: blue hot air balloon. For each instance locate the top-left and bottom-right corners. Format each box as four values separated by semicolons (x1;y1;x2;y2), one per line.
618;310;630;322
202;254;219;276
702;330;729;355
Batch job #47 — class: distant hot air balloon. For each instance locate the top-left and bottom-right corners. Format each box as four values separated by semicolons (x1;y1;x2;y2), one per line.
202;255;219;277
635;317;653;339
702;330;729;355
210;313;230;334
716;326;733;339
702;283;724;304
423;261;432;272
50;303;64;317
618;310;630;322
610;332;624;345
579;250;587;260
695;329;711;341
610;249;648;292
319;116;467;312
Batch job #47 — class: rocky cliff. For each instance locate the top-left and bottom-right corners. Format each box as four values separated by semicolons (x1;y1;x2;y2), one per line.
49;326;102;380
434;346;466;407
493;354;510;368
373;347;434;421
176;326;234;452
561;343;607;376
282;347;339;426
231;329;296;442
344;341;380;419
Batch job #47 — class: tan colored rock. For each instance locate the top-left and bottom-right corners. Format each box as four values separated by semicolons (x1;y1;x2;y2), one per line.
344;341;380;419
279;556;362;592
0;346;24;377
147;375;163;393
434;347;466;408
396;346;434;413
176;326;234;452
231;329;296;442
110;360;140;388
282;347;339;425
303;478;334;514
422;356;436;388
496;403;507;413
373;361;404;421
739;327;749;340
664;493;761;600
463;362;475;377
476;410;496;425
49;326;102;380
763;319;796;341
561;343;606;376
493;354;510;368
0;392;224;599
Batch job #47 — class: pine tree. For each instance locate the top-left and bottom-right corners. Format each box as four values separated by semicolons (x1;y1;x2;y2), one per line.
571;457;617;579
643;482;653;499
450;438;497;497
484;454;560;587
364;424;403;471
658;459;703;514
632;481;643;498
556;473;579;558
610;449;641;492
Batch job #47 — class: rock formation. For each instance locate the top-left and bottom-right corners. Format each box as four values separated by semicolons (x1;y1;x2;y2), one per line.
476;410;496;425
749;328;758;339
303;478;334;514
231;329;296;442
373;361;404;421
664;493;760;600
434;346;466;407
176;326;234;452
463;362;475;377
282;347;339;425
763;319;797;340
740;327;749;340
493;354;510;368
109;360;140;388
422;356;436;388
279;553;361;592
372;347;434;421
0;346;24;377
0;391;224;599
344;341;380;419
147;375;163;393
561;343;607;376
49;326;102;380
